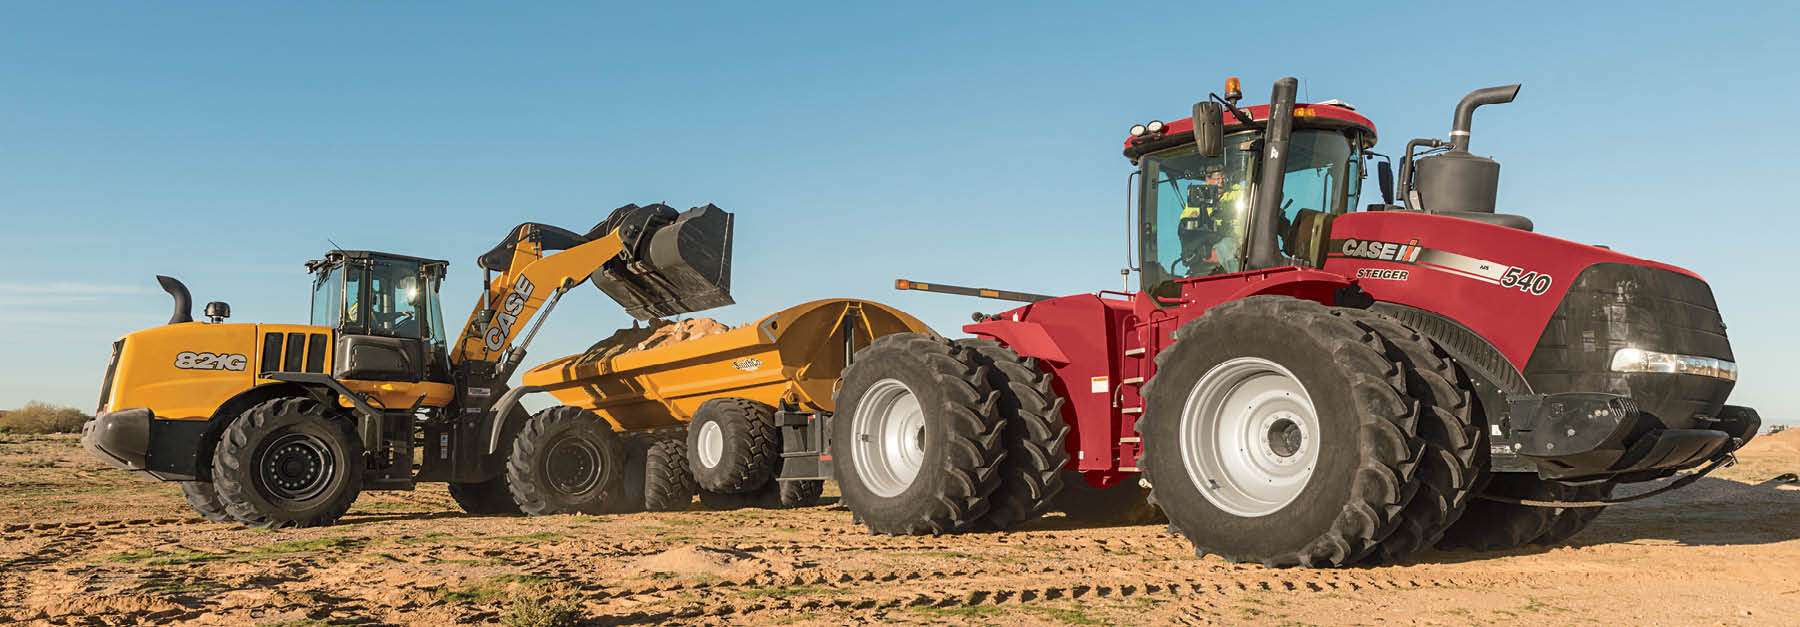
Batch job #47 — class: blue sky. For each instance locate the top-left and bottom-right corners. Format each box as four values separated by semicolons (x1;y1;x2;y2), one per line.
2;2;1795;424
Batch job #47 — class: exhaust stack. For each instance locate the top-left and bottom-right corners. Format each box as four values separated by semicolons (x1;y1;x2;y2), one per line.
155;275;193;325
1413;84;1521;215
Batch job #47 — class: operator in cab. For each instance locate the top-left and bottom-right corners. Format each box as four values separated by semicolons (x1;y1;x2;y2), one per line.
1178;166;1248;275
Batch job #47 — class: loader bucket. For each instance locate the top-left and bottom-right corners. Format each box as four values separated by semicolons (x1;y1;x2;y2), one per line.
590;203;735;320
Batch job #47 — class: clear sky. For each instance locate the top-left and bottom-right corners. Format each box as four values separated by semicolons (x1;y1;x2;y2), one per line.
2;2;1795;424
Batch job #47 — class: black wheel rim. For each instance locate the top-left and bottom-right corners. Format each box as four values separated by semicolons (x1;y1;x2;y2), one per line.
545;436;603;496
257;432;337;501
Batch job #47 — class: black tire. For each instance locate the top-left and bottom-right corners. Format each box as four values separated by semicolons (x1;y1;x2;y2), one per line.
506;405;624;516
602;436;653;513
643;438;698;512
780;479;824;508
831;333;1005;535
1345;311;1488;565
957;339;1070;530
1137;296;1425;567
1534;483;1614;545
1436;473;1566;551
212;397;363;529
180;481;233;523
1051;470;1165;525
449;476;523;516
686;398;780;494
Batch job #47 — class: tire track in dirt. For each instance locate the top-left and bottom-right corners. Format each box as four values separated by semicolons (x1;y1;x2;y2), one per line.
0;529;102;619
0;516;210;537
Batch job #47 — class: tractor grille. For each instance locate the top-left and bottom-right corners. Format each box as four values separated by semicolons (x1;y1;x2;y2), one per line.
1523;262;1733;429
96;339;123;414
261;332;330;374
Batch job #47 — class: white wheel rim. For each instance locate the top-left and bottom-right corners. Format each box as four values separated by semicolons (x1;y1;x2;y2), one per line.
1179;357;1320;517
697;421;724;469
850;378;927;498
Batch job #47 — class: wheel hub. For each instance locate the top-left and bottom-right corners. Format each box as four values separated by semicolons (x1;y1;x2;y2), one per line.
850;378;927;498
257;432;335;501
1178;357;1321;517
697;421;724;469
545;436;602;496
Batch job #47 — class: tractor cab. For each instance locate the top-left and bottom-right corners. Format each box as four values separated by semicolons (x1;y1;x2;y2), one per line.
1123;84;1377;298
306;250;453;383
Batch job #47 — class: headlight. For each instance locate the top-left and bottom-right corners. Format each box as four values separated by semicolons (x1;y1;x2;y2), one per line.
1610;347;1738;381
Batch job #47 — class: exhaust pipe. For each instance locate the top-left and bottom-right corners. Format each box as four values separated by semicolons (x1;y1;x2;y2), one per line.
156;275;194;325
1245;77;1298;272
1449;84;1520;153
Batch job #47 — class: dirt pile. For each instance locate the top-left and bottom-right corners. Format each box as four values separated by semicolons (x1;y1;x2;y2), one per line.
623;545;790;580
577;318;733;365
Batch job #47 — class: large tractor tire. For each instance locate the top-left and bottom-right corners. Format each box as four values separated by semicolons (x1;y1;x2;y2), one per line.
687;398;780;494
1052;471;1164;525
643;438;698;512
211;397;363;529
1137;296;1428;567
1437;474;1610;551
448;476;522;516
779;478;825;508
1346;312;1487;565
1534;483;1614;545
831;333;1005;535
506;405;624;516
180;481;233;523
957;339;1071;530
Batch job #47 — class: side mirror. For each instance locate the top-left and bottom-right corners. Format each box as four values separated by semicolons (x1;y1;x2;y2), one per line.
1376;161;1395;204
203;301;231;323
1192;101;1224;158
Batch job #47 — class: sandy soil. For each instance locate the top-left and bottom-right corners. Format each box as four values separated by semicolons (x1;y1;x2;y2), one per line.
2;431;1796;626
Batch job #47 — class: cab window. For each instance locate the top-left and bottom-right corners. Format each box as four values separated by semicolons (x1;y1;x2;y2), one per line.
366;260;426;338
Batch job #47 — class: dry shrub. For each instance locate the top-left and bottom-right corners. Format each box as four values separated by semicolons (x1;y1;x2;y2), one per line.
0;402;90;434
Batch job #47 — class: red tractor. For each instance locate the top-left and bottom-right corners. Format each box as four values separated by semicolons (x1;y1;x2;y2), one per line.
826;77;1760;567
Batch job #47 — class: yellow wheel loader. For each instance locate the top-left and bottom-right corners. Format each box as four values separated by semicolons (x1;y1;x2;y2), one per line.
81;203;734;528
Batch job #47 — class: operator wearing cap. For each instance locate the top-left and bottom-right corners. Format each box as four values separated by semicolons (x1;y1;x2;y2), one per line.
1178;167;1247;274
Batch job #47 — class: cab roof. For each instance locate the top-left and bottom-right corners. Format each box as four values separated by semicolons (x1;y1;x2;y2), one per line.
1121;102;1377;163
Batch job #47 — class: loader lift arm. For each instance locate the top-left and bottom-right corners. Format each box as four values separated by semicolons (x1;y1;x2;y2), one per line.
454;203;736;371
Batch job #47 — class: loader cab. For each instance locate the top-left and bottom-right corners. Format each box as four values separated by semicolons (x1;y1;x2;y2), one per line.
1126;104;1376;297
307;250;453;383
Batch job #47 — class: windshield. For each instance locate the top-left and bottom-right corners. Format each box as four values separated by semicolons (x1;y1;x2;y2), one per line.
367;259;431;339
310;264;345;327
1139;129;1357;286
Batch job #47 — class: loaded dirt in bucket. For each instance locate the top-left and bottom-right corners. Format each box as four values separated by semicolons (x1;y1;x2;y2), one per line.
576;318;734;365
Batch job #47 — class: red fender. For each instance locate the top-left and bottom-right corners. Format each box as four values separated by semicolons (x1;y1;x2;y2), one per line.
962;319;1071;364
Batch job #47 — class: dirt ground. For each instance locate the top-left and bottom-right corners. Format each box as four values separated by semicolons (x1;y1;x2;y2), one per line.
2;431;1796;626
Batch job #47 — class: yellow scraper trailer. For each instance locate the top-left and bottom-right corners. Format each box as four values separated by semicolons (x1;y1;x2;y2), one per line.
519;299;935;506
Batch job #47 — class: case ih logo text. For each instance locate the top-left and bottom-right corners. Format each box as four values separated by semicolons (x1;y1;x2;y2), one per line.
1340;238;1423;262
483;275;535;352
174;351;247;371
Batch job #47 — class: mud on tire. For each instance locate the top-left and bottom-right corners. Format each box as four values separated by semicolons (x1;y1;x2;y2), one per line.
506;405;624;516
957;339;1071;530
831;333;1005;535
1138;296;1426;567
212;397;363;529
687;398;780;494
448;476;522;516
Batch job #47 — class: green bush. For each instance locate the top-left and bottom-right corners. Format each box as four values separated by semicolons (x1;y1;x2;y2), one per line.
0;402;90;434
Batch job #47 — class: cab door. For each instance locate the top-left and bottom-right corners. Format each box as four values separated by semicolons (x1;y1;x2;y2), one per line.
332;257;455;408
